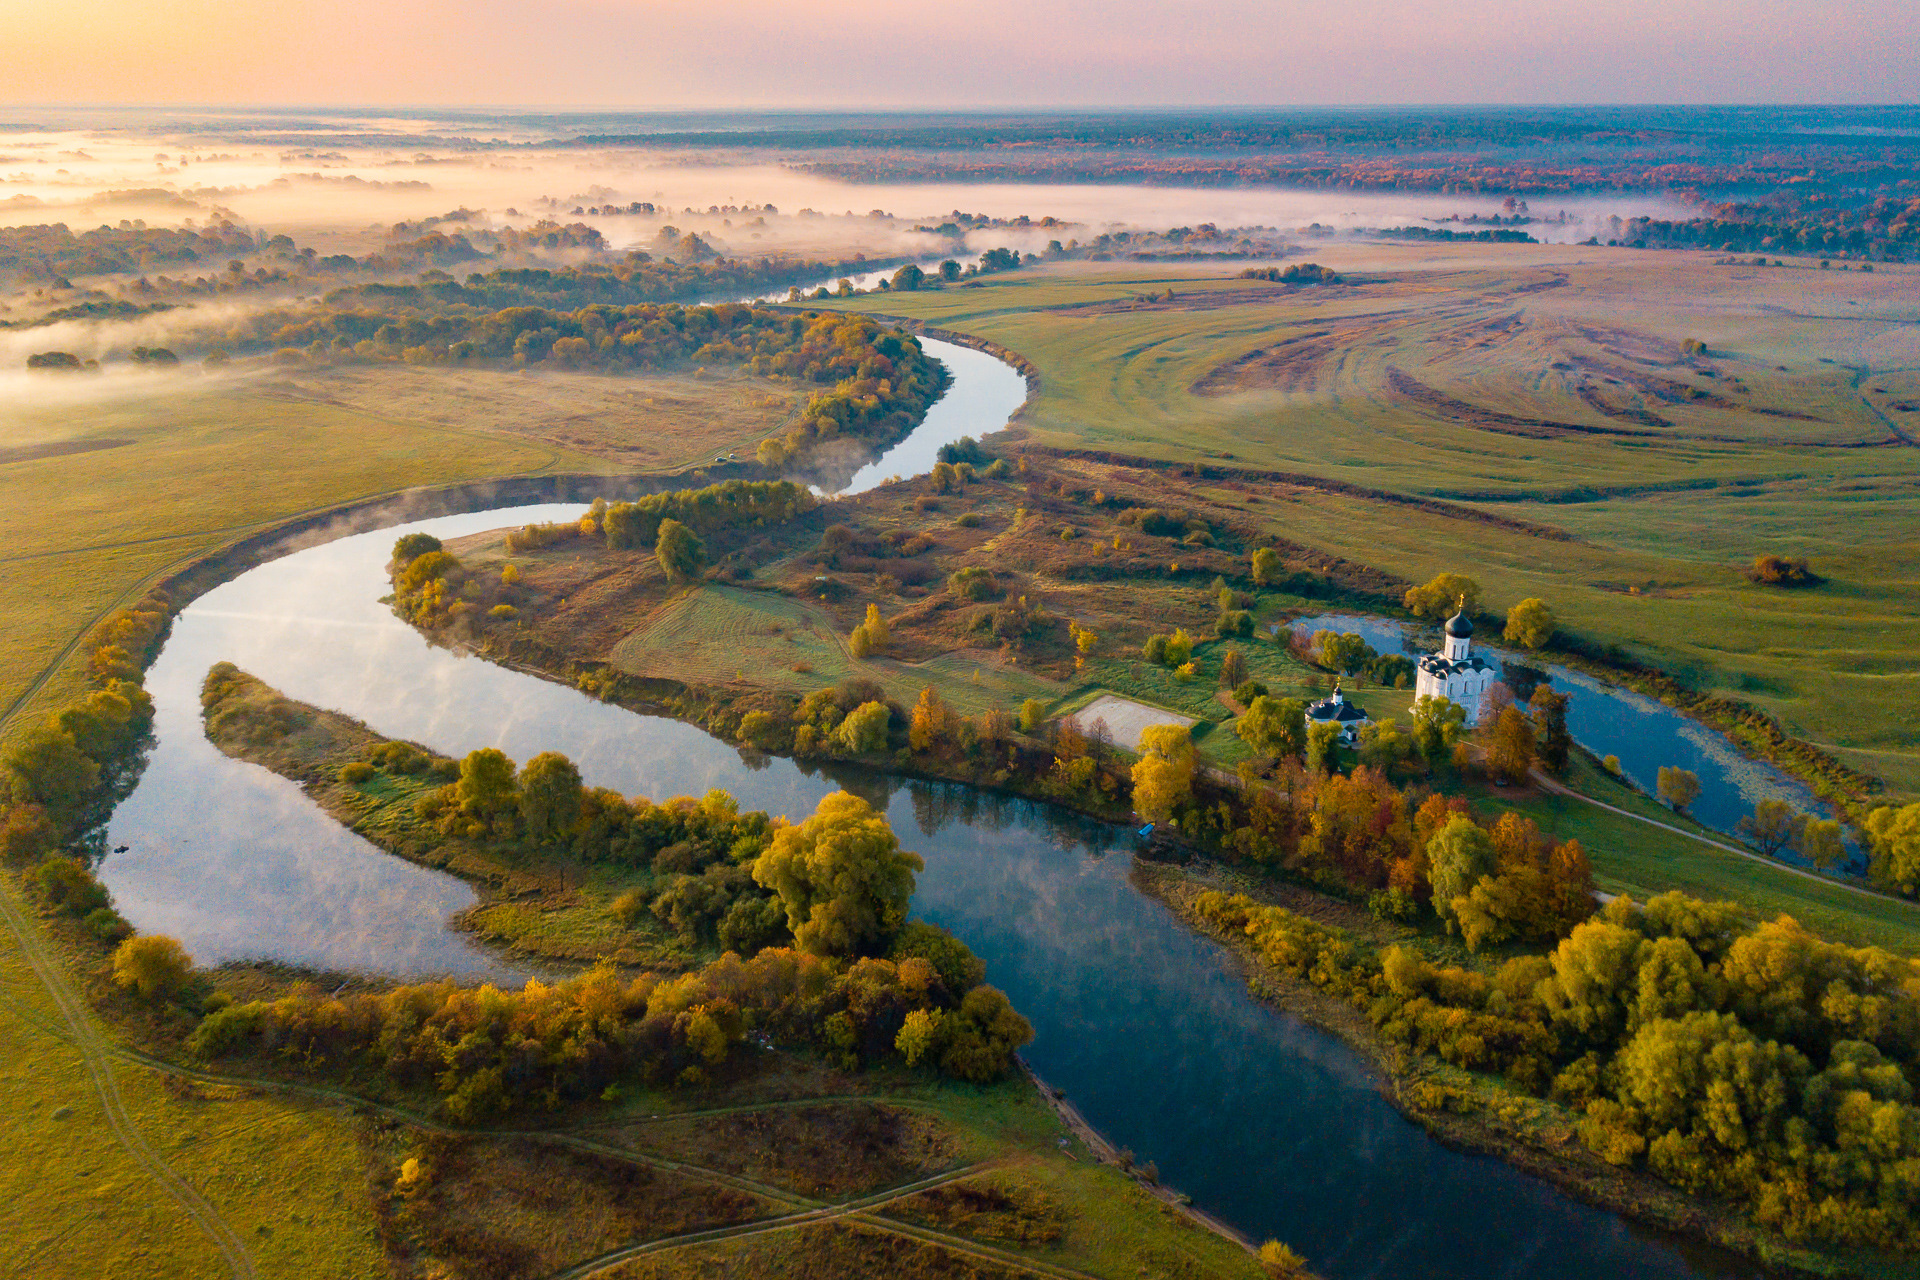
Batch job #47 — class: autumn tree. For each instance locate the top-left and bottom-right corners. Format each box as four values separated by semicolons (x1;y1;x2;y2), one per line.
1504;598;1556;649
1220;647;1248;690
1131;723;1196;823
1403;573;1482;619
1529;686;1570;775
1250;546;1280;586
517;751;583;843
654;518;705;584
909;687;958;752
1864;802;1920;895
833;700;891;754
1487;705;1536;785
750;791;924;957
939;985;1034;1083
849;603;889;657
1657;766;1701;815
4;725;102;828
112;935;192;1001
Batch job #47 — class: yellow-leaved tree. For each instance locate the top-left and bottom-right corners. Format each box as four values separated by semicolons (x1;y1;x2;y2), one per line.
750;791;924;957
1131;723;1196;824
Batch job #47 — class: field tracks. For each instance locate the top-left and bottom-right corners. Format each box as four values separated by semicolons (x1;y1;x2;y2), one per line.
0;879;259;1280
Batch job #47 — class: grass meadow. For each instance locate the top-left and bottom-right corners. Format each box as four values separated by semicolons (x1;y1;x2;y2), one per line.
829;247;1920;798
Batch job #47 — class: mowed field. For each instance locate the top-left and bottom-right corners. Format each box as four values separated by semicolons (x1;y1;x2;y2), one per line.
829;248;1920;797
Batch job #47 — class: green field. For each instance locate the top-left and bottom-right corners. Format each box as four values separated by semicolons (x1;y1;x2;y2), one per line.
828;248;1920;799
597;582;1065;716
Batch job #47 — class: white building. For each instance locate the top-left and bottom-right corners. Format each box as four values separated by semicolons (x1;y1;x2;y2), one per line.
1415;607;1496;726
1305;681;1371;746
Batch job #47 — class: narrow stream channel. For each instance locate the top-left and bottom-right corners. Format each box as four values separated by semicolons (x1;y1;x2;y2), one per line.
98;338;1764;1279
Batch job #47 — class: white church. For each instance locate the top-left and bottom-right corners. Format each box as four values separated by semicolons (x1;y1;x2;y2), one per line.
1414;606;1497;726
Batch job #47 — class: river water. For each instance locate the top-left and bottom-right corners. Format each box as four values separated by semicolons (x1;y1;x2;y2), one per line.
96;338;1761;1279
1287;613;1839;859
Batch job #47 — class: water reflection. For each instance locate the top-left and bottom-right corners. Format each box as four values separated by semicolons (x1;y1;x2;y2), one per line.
896;784;1758;1280
92;352;1761;1276
1290;613;1835;856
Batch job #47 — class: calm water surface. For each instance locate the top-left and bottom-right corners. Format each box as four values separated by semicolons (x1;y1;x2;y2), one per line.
98;344;1760;1279
1290;613;1836;855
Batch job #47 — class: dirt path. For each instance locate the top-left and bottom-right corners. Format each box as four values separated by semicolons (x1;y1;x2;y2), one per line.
1528;768;1918;912
0;881;259;1280
36;1021;1094;1279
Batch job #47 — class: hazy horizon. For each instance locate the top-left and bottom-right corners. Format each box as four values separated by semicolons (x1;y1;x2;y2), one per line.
3;1;1914;108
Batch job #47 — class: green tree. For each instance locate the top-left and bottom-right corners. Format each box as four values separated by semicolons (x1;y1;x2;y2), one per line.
1404;573;1482;620
1304;721;1342;776
1736;800;1798;858
1237;695;1307;760
939;985;1034;1083
1410;695;1466;763
4;725;101;828
517;751;583;843
1529;686;1571;775
1163;628;1194;668
891;263;925;291
896;1008;945;1066
1250;546;1280;586
1657;766;1702;815
393;532;443;563
457;748;517;824
1131;723;1196;823
112;934;192;1001
833;701;891;754
938;259;962;282
1017;698;1047;733
1504;597;1556;649
751;791;923;957
654;518;705;584
1796;817;1846;872
1427;816;1496;934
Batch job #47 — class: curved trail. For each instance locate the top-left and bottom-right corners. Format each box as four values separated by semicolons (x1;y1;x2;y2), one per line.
0;880;258;1280
0;997;1086;1280
1529;768;1919;911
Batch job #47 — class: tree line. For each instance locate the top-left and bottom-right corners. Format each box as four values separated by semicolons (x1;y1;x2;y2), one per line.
1189;887;1920;1251
196;664;1033;1115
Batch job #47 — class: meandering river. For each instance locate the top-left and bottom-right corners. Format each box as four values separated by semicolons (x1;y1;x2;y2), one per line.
98;337;1763;1279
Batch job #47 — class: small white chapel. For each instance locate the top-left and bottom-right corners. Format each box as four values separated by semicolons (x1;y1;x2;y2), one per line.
1414;605;1496;726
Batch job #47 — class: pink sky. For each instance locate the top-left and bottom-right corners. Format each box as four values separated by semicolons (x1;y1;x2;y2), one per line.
2;0;1913;105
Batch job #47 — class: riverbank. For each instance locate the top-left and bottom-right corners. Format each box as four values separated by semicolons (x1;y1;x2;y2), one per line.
1133;861;1903;1280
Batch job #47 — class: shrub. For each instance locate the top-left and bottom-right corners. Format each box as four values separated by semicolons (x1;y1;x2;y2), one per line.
948;566;995;601
1018;698;1047;733
339;761;376;784
112;935;193;1001
955;512;981;528
1748;555;1821;587
1234;679;1269;704
488;604;518;620
28;856;109;915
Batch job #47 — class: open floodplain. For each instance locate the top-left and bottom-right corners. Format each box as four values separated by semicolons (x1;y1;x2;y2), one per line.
828;246;1920;798
5;212;1920;1279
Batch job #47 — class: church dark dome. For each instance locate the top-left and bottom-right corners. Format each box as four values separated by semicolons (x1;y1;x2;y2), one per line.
1444;610;1474;638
